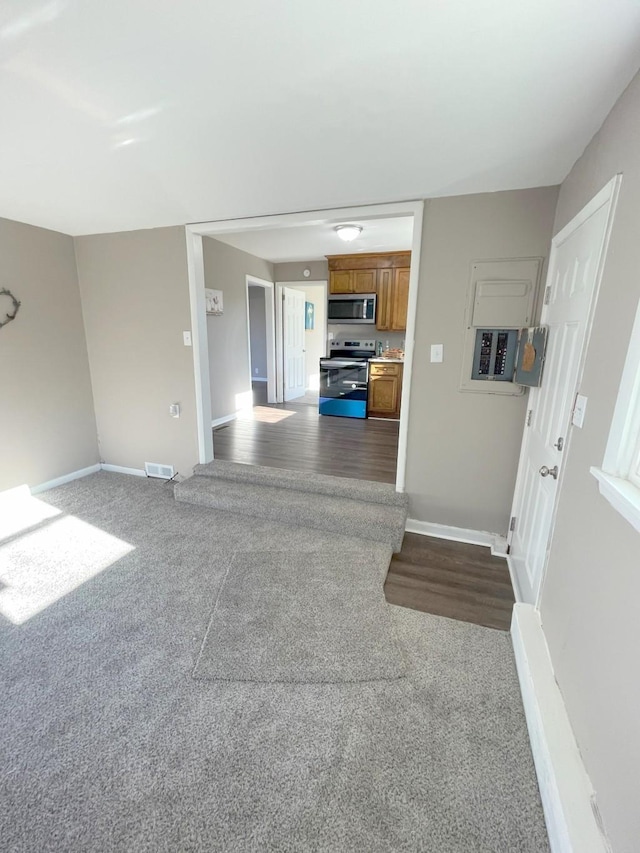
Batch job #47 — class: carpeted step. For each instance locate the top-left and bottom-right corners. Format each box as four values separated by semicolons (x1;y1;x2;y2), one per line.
174;476;407;551
193;460;409;509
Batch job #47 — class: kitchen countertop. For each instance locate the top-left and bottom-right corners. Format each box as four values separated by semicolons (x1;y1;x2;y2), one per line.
369;357;404;363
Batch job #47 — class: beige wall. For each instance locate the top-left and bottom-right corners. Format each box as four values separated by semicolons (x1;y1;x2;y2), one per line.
74;226;198;478
203;238;274;420
273;260;328;282
539;72;640;853
405;187;559;534
0;217;98;491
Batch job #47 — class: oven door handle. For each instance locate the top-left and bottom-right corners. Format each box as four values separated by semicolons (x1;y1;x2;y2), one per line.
320;359;367;369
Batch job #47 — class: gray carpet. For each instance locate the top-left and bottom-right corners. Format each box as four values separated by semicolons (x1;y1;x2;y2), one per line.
193;549;406;683
0;472;550;852
175;474;408;551
193;459;409;507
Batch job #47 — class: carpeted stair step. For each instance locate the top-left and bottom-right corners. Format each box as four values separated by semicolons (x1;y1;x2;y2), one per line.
193;460;409;509
174;476;407;551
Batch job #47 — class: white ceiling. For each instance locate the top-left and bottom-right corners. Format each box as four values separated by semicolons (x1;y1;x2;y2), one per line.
1;1;640;236
212;216;414;263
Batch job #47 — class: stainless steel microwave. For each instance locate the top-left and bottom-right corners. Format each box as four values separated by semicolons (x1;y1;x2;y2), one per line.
327;293;377;324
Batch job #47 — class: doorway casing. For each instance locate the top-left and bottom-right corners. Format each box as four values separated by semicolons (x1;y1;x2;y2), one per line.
185;200;424;492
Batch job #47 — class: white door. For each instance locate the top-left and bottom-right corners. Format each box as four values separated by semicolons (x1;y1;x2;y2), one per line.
509;177;620;604
283;286;306;401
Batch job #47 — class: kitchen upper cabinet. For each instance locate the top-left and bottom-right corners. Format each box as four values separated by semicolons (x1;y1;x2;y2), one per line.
391;268;410;330
353;269;378;292
327;252;411;328
375;268;393;330
329;269;378;293
329;270;353;293
376;267;410;331
368;362;403;419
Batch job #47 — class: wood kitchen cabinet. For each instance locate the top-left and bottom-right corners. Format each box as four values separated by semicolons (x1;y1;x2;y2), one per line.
329;268;378;293
368;361;403;419
327;252;411;330
376;267;410;331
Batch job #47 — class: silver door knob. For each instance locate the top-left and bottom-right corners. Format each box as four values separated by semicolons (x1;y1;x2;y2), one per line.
539;465;559;480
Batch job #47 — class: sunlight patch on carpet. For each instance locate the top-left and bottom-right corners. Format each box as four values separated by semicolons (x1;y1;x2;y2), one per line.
0;515;134;624
0;485;61;542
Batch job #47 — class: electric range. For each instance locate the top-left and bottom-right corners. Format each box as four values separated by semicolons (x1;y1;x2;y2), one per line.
318;340;376;419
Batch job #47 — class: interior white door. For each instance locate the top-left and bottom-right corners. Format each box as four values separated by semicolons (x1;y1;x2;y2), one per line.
509;179;619;604
283;286;306;401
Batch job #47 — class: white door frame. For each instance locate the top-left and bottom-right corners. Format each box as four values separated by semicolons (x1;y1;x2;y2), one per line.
245;275;276;404
507;174;622;605
185;199;424;492
275;280;328;402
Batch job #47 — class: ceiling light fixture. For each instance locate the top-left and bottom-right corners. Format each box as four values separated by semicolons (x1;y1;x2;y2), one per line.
335;224;363;242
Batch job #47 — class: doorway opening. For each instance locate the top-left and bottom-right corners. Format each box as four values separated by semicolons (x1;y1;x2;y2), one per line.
245;275;276;406
186;201;424;491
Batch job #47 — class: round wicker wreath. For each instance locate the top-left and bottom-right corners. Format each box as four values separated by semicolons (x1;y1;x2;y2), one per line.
0;288;20;328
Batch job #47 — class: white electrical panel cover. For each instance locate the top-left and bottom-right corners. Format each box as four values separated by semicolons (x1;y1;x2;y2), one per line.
460;257;543;395
472;280;534;328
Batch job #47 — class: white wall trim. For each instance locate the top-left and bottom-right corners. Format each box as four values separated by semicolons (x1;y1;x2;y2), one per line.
29;463;102;495
405;518;508;557
211;413;237;429
506;554;524;603
511;604;611;853
590;467;640;534
395;201;424;493
185;227;213;464
100;464;146;477
252;377;268;382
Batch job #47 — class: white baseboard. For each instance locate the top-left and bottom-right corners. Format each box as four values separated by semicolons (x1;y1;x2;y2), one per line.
251;377;268;382
511;604;610;853
100;464;146;477
211;413;237;429
405;518;508;557
30;464;102;495
506;554;524;603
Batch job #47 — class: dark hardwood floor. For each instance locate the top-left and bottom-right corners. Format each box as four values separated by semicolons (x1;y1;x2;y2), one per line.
384;533;515;631
213;384;399;484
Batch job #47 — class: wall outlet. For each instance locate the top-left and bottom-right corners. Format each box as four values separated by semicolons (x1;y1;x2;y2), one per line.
183;331;192;347
254;367;259;375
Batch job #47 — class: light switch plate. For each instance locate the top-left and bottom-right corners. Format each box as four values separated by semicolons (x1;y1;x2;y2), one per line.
183;331;192;347
572;394;588;428
430;344;444;363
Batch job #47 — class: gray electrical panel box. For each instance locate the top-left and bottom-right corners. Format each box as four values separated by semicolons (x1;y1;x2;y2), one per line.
471;329;519;381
